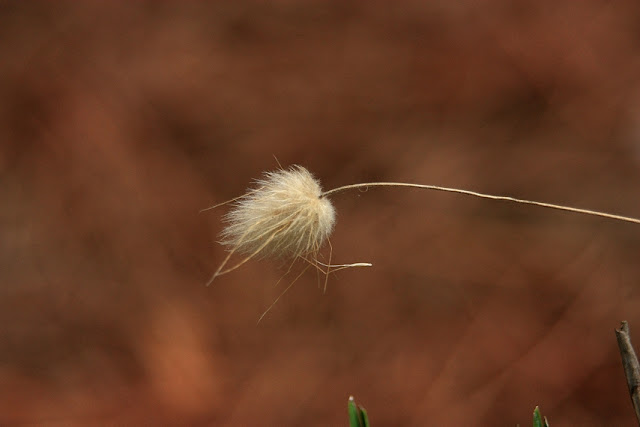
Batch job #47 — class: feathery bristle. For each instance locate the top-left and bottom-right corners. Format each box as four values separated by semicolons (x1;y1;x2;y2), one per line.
220;165;336;259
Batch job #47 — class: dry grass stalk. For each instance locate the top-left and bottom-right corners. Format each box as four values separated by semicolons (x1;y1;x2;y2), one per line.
203;164;640;320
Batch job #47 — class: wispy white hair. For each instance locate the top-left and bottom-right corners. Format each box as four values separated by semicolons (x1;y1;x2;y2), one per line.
220;165;336;259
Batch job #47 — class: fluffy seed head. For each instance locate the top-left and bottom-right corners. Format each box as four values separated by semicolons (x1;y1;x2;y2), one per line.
220;165;336;259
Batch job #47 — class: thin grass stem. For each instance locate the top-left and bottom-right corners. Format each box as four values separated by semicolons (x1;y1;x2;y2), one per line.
322;182;640;225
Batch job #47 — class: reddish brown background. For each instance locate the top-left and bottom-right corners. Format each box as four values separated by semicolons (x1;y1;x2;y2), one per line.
2;2;640;425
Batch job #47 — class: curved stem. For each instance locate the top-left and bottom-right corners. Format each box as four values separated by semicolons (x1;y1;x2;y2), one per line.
321;182;640;225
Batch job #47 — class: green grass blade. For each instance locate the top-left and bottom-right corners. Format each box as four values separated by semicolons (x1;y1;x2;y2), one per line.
359;406;370;427
348;396;361;427
533;406;549;427
348;396;370;427
533;406;543;427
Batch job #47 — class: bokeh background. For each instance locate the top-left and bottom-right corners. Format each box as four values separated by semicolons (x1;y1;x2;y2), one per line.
2;1;640;425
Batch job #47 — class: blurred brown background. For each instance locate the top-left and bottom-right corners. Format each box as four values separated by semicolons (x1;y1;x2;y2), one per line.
2;1;640;425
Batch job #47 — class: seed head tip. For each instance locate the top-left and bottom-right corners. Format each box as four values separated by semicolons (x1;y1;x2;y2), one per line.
220;165;336;260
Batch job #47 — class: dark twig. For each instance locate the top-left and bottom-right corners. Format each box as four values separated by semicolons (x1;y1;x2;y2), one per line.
616;321;640;424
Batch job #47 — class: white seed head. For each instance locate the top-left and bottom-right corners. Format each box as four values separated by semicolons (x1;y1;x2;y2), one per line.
220;165;336;259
